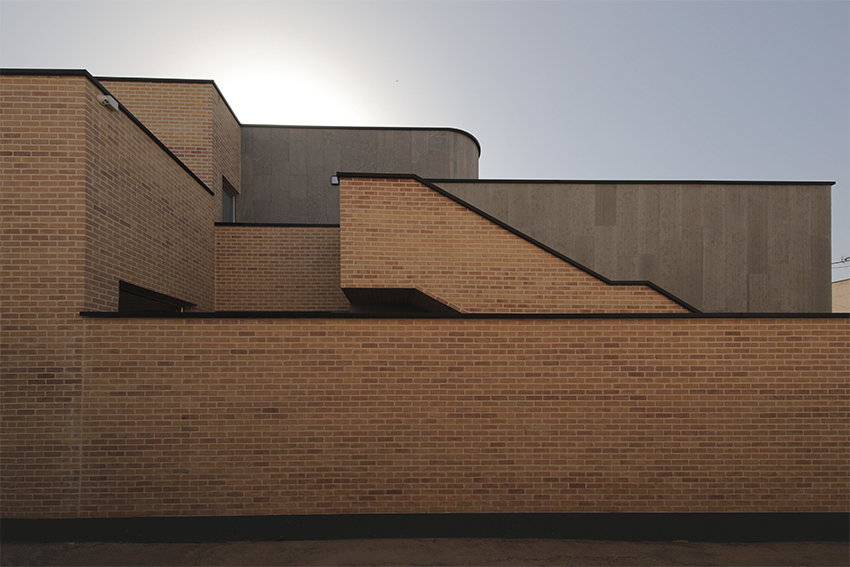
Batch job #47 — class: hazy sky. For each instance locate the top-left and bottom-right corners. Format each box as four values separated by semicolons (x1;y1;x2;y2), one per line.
2;1;848;279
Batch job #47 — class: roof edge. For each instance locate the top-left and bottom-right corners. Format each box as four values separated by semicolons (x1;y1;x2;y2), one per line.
80;311;849;319
1;68;214;196
244;124;481;157
429;178;836;186
95;75;241;126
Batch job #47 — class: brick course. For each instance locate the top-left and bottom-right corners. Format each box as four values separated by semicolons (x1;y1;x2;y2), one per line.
216;225;349;311
341;178;689;313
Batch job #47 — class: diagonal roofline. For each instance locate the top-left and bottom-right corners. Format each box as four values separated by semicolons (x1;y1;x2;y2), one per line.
337;172;701;313
430;178;836;186
1;68;214;196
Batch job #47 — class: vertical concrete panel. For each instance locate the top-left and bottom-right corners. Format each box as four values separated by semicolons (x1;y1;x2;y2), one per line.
638;185;660;256
701;185;726;312
810;187;832;311
594;226;618;276
595;184;617;226
560;185;596;269
615;185;641;279
723;187;748;312
747;186;768;276
424;132;447;177
238;131;256;222
680;186;705;310
765;187;791;312
658;185;685;303
787;188;812;312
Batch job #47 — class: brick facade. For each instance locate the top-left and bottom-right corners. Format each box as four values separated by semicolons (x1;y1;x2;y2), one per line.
1;315;844;518
216;225;349;311
84;79;218;312
340;177;690;314
1;73;218;517
99;79;241;197
1;75;89;517
2;71;847;525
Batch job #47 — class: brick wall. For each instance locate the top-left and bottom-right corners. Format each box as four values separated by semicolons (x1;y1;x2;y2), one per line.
99;79;241;197
84;79;218;312
4;315;839;518
1;73;220;517
1;75;89;516
340;177;689;314
215;225;349;311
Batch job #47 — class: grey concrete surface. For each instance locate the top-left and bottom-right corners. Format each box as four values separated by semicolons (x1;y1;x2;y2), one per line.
239;127;479;224
3;539;848;566
436;181;833;313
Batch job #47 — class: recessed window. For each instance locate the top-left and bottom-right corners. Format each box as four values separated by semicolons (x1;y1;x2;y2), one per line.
222;176;237;222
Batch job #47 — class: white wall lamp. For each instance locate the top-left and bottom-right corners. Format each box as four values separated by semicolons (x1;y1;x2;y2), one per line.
330;176;340;185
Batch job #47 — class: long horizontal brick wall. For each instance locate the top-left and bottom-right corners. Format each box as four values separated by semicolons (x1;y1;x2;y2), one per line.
4;315;845;519
340;177;689;314
215;225;349;311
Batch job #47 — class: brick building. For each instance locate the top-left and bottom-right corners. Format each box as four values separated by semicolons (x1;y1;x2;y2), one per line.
1;69;847;541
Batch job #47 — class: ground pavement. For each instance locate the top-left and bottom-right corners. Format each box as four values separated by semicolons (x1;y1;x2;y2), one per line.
2;539;848;566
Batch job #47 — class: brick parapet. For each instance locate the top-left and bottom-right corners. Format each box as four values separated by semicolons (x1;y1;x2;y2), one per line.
340;177;689;313
215;225;349;311
99;81;215;188
99;79;240;199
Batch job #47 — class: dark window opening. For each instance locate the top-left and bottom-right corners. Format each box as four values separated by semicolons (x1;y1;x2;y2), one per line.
118;281;195;313
343;288;458;314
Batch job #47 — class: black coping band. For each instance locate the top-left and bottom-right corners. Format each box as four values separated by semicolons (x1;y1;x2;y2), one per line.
2;513;847;543
79;310;850;319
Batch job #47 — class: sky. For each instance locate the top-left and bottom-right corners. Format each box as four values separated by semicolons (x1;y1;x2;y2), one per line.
2;0;848;279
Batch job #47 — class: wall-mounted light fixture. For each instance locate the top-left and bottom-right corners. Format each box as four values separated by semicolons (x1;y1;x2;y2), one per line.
97;95;119;112
330;176;339;186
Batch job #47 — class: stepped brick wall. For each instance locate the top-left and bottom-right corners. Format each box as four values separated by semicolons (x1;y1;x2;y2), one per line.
340;177;690;314
216;225;349;312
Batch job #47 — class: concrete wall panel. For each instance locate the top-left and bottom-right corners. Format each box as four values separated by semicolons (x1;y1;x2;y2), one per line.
437;181;832;313
240;126;479;224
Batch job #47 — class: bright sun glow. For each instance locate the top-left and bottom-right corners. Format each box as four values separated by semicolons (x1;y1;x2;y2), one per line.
218;71;368;127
